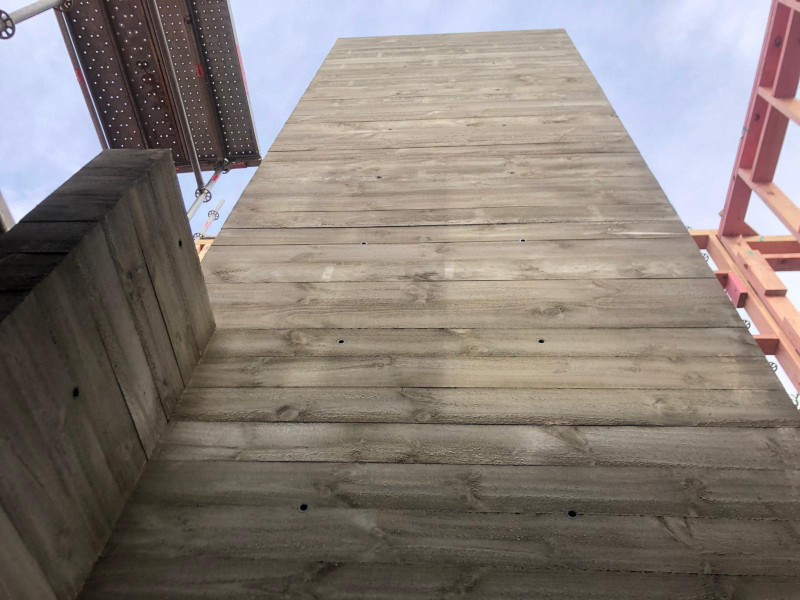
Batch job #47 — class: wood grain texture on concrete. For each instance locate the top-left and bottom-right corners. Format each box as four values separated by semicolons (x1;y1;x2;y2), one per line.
83;30;800;598
0;150;214;599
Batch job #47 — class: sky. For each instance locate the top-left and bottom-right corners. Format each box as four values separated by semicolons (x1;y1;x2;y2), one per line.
2;1;799;394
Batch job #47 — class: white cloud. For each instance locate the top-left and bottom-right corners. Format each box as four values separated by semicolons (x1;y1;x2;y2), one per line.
653;0;767;64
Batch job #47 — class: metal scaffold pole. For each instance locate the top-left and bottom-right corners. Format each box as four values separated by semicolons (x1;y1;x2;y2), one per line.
193;197;224;240
186;161;228;219
144;0;204;194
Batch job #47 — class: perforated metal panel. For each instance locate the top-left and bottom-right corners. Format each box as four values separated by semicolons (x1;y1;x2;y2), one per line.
57;0;260;172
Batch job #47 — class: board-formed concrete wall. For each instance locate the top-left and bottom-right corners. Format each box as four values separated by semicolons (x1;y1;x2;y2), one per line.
78;31;800;598
0;150;214;599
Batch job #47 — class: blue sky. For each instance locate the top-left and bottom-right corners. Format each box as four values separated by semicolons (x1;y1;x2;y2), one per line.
3;0;799;396
2;0;790;236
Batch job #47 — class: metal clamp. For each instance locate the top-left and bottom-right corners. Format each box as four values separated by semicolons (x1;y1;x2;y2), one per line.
193;197;224;239
0;10;13;39
1;0;71;39
195;158;229;201
188;160;228;219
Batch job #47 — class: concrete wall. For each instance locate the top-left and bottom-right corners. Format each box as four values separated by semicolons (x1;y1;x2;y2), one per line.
78;31;800;598
0;150;214;599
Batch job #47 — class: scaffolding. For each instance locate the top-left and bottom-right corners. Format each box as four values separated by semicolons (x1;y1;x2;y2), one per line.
2;0;261;208
691;0;800;391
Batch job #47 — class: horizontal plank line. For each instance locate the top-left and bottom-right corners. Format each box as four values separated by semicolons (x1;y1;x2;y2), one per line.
173;398;800;429
171;417;799;429
225;221;684;229
205;326;747;331
191;359;760;366
186;386;783;391
228;202;669;215
80;559;800;599
208;325;750;331
287;91;602;102
94;506;800;576
284;113;613;125
158;422;800;471
124;496;799;522
206;277;725;283
211;236;687;245
222;220;682;230
147;457;800;472
200;327;759;359
200;277;715;284
171;421;799;429
189;353;777;390
267;140;631;153
263;147;642;160
181;386;785;391
269;143;630;153
212;223;688;245
131;460;800;519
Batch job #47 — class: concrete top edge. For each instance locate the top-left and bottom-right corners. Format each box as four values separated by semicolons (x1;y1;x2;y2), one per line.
334;28;569;44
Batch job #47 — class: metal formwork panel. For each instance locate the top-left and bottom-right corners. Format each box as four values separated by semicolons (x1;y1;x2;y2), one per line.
57;0;260;172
